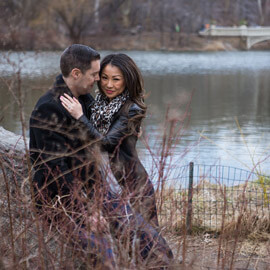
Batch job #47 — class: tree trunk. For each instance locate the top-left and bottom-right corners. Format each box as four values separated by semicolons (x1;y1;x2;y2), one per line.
258;0;264;25
95;0;100;24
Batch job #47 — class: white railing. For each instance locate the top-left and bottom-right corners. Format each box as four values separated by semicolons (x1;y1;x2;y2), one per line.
199;25;270;37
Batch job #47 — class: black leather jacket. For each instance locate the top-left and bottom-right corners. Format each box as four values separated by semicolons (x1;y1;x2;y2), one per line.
79;101;148;187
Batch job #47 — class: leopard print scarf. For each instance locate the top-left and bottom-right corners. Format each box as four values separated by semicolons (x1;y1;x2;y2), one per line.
90;90;129;135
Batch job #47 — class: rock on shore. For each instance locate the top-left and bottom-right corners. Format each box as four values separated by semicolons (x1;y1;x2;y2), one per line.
0;126;29;180
0;126;28;154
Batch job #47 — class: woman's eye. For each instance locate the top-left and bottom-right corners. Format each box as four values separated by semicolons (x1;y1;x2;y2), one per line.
101;76;107;80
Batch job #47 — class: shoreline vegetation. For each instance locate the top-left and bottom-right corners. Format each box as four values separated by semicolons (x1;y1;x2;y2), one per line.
2;0;270;53
2;32;270;52
85;32;270;52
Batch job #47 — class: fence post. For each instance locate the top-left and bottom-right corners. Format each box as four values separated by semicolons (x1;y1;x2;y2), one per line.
186;162;194;234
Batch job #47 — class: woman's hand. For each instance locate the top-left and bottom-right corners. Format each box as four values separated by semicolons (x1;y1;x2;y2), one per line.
60;93;83;120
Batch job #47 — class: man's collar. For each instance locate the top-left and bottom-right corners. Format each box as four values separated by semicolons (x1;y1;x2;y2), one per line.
55;74;65;86
53;74;73;97
53;74;94;107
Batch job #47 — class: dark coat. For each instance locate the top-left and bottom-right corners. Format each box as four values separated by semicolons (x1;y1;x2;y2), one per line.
29;75;96;201
79;101;159;226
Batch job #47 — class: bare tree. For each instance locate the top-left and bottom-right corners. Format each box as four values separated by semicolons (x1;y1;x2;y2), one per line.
1;0;46;49
0;0;269;49
94;0;100;24
259;0;270;25
50;0;96;43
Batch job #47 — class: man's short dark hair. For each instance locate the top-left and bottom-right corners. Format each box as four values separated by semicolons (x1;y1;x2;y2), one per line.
60;44;100;77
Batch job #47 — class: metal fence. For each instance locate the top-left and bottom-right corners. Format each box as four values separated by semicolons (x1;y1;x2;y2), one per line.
158;162;270;231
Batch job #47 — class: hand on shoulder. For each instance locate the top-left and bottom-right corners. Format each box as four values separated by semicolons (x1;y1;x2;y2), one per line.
60;93;83;120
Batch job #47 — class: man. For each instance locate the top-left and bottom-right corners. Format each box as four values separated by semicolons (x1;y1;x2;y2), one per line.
30;44;100;202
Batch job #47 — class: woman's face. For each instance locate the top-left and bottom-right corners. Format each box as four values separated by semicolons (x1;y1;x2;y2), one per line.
100;64;126;100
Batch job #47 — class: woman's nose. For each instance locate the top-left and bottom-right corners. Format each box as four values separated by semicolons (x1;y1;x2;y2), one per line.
107;80;113;88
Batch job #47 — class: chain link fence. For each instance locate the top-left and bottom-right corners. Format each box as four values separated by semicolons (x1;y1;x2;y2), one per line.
158;163;270;231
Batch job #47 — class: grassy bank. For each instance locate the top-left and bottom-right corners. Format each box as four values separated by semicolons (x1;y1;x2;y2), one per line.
1;165;270;269
2;31;270;52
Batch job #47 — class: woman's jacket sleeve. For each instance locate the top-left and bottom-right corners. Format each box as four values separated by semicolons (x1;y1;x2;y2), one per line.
78;103;143;151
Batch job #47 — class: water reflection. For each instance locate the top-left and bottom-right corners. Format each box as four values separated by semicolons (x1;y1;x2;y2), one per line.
144;70;270;125
0;75;54;132
0;51;270;174
142;68;270;174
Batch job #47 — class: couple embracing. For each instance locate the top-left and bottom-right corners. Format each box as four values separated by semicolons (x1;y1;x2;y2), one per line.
29;44;173;269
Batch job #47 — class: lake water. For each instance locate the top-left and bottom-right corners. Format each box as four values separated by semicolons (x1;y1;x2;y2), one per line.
0;50;270;175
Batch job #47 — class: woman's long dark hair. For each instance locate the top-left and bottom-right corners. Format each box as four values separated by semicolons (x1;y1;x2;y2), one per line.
97;53;146;112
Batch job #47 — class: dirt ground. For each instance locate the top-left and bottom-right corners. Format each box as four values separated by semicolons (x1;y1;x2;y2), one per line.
166;233;270;270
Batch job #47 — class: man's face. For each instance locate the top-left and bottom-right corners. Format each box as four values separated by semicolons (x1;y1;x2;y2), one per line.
75;59;100;96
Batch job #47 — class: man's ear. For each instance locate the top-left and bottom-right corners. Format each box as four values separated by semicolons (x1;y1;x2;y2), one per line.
70;68;82;79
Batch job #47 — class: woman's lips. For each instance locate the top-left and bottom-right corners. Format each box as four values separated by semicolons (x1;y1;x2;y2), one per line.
105;90;114;94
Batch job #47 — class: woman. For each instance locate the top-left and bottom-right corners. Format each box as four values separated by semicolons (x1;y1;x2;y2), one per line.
60;53;159;228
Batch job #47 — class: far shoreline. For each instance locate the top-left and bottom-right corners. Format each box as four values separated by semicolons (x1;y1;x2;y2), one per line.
2;32;270;52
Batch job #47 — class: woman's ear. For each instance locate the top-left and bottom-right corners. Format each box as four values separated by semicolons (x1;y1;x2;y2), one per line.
70;68;81;79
